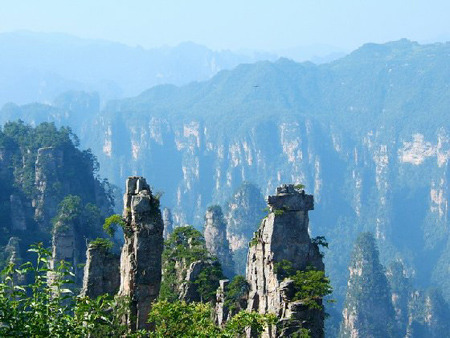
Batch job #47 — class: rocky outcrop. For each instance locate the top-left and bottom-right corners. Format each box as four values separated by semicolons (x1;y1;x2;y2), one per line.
9;194;27;231
406;289;450;338
48;213;80;288
339;232;397;338
215;279;230;327
118;176;164;331
179;260;207;302
80;242;120;299
33;147;64;230
204;205;235;278
162;207;173;239
246;184;324;337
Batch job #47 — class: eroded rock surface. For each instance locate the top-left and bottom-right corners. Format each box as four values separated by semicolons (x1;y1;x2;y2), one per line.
118;176;164;331
246;184;324;337
80;243;120;299
204;205;235;278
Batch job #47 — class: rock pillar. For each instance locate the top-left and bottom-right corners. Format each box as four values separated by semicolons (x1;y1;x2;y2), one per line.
204;205;235;278
118;176;164;331
246;184;325;337
80;243;120;299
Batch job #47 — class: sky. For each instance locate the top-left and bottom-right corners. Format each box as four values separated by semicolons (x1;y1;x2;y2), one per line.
1;0;450;52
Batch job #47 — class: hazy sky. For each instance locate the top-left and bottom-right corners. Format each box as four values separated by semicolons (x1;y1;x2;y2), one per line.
1;0;449;52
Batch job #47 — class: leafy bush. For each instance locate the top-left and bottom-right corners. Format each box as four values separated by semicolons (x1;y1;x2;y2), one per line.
224;275;250;314
160;226;222;302
89;238;114;251
103;214;126;237
0;243;129;337
148;300;277;337
274;260;332;310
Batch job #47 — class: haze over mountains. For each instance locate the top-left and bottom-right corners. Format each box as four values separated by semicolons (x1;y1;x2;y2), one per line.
0;31;346;107
1;36;449;335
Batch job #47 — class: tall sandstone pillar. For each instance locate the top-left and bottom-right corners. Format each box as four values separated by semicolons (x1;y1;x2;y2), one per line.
246;184;325;337
118;176;164;331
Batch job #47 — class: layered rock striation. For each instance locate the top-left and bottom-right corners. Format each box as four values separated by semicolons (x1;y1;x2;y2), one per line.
118;176;164;331
246;184;324;337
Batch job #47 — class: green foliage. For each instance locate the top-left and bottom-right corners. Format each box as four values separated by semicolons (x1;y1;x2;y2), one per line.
148;299;277;337
274;259;296;281
148;300;221;337
194;262;224;303
273;209;285;216
249;231;260;247
294;184;305;190
274;260;332;311
290;268;333;309
160;226;221;302
312;236;329;257
312;236;328;249
52;195;82;231
0;243;129;337
103;214;126;237
89;238;113;251
224;275;250;314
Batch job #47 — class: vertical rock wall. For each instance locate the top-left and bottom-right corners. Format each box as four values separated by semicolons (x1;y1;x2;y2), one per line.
80;243;120;299
33;147;64;230
204;205;235;278
246;184;324;337
118;176;164;331
162;207;173;239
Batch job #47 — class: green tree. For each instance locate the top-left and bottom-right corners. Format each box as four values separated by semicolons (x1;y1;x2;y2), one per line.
148;300;276;337
160;226;224;302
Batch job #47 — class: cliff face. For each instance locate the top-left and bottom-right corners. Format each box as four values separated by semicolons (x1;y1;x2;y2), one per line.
118;176;164;331
406;289;450;338
162;207;173;239
204;205;235;278
339;233;397;338
34;147;64;229
225;183;266;276
246;184;324;337
80;243;120;299
0;122;113;273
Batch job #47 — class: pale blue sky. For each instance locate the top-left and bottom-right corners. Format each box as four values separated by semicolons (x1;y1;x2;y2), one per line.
1;0;449;51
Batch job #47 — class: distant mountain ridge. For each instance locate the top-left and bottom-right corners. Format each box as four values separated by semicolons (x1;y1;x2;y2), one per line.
0;31;276;106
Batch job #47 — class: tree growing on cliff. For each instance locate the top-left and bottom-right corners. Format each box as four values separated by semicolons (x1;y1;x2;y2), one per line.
159;225;224;303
